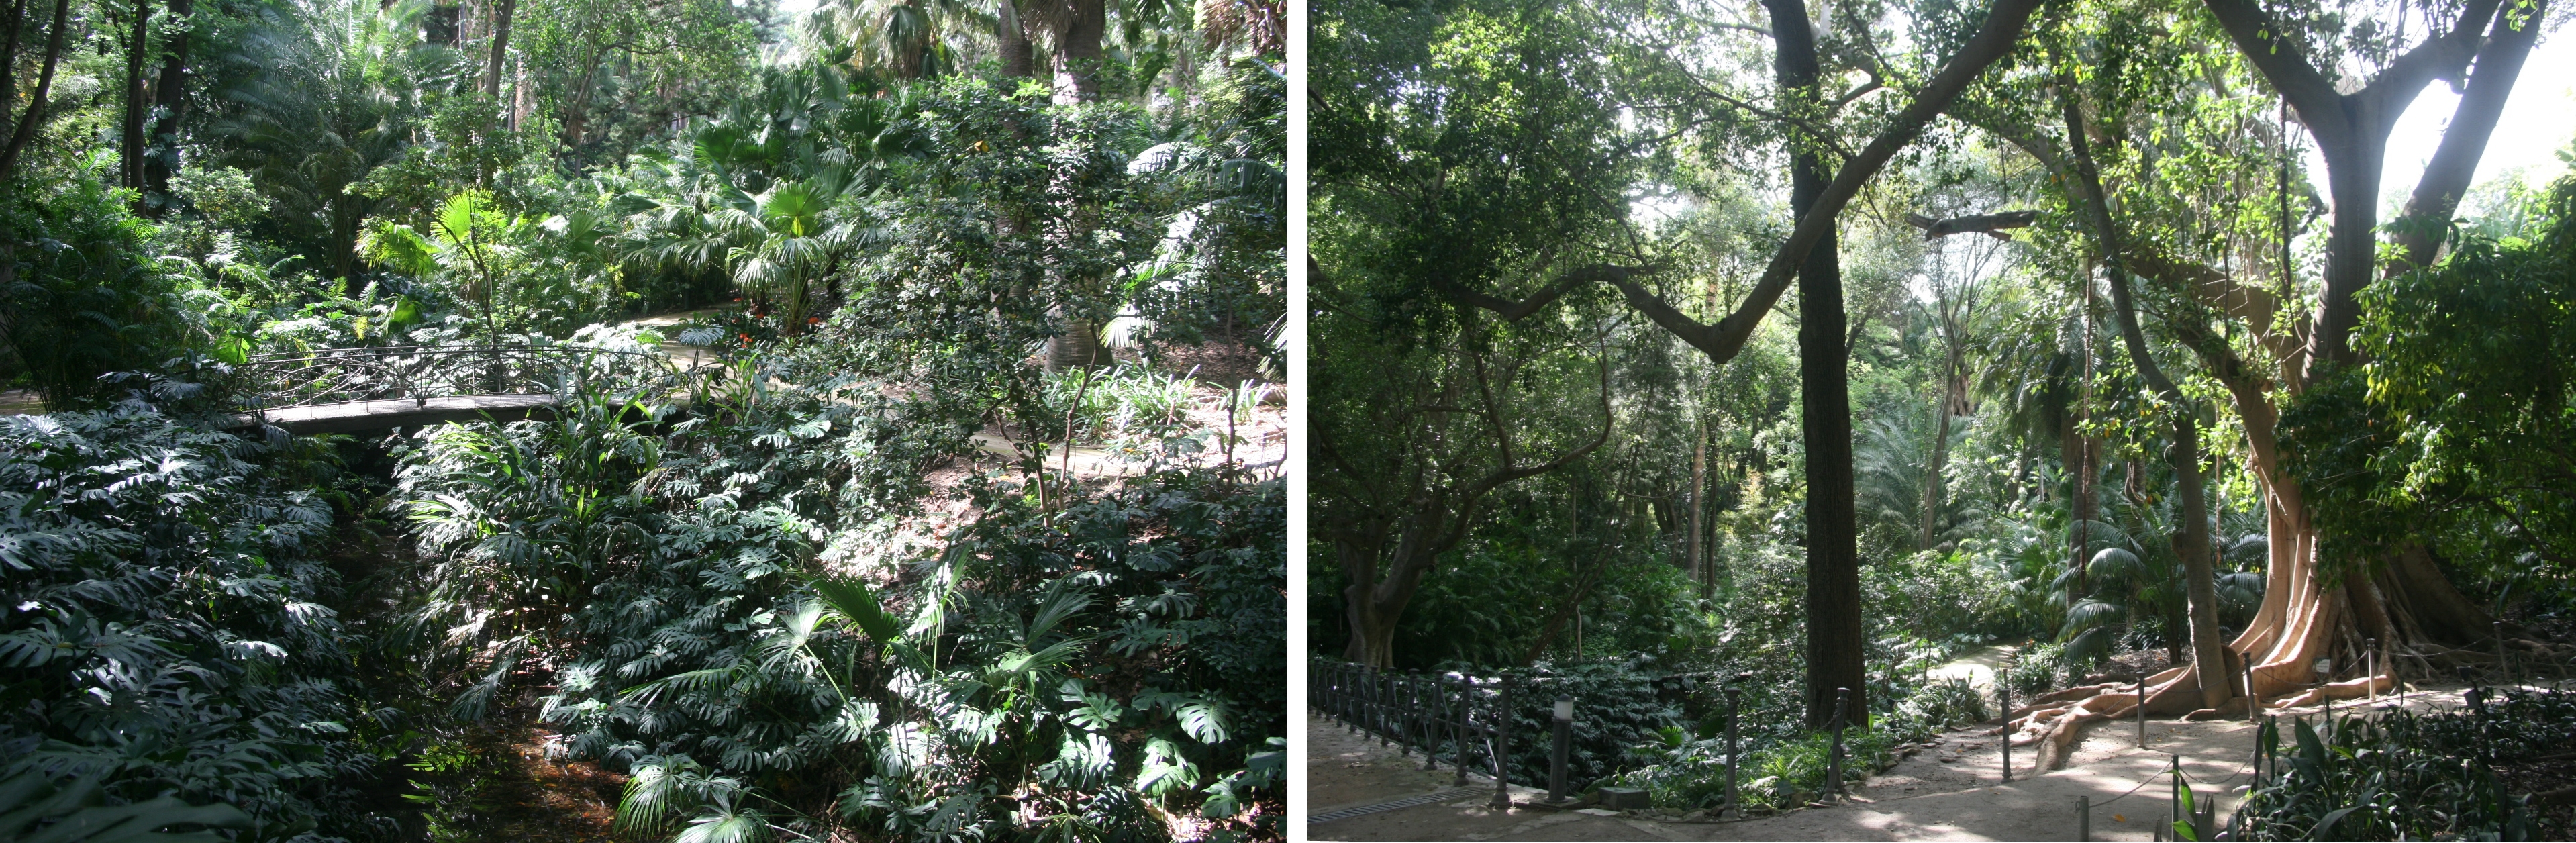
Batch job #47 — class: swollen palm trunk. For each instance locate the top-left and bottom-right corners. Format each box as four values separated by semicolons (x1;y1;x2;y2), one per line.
1045;314;1109;372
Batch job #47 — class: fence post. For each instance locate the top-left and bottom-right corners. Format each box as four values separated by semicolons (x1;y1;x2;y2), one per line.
1827;687;1849;803
2138;673;2149;748
1548;695;1573;803
1491;673;1514;811
2246;651;2261;724
1350;664;1370;732
1397;670;1416;758
1454;674;1473;788
2077;795;2089;841
2365;638;2377;705
1997;668;2012;783
1724;680;1743;819
2167;754;2180;839
2496;619;2511;686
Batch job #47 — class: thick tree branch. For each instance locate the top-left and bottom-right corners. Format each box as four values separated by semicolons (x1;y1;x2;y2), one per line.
2390;0;2549;272
0;0;70;182
1624;0;2047;364
1452;264;1650;321
1906;210;2038;239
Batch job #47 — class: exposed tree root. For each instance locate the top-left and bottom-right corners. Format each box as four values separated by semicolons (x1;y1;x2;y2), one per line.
2263;673;2395;709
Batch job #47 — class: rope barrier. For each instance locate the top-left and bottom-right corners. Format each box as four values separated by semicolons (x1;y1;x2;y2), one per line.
2085;768;2163;809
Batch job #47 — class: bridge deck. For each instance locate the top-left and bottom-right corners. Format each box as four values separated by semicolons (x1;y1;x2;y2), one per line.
228;394;561;434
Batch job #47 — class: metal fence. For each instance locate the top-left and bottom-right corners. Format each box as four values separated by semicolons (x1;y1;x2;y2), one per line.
1310;657;1520;809
234;344;696;411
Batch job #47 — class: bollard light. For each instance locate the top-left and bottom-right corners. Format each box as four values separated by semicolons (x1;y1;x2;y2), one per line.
1548;695;1574;803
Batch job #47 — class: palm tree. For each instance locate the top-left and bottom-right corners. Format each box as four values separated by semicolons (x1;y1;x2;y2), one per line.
217;0;450;291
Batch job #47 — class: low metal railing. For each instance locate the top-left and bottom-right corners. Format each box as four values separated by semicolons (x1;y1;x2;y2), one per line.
1310;658;1520;809
233;344;693;411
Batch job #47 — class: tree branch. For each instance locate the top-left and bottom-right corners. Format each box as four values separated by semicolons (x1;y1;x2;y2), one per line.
1626;0;2048;364
1451;264;1651;321
2389;0;2548;272
1905;210;2038;239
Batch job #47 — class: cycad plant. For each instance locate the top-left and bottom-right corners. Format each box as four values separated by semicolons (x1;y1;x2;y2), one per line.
2052;493;2193;668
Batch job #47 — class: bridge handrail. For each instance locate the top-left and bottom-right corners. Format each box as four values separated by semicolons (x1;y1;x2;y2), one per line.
234;342;713;412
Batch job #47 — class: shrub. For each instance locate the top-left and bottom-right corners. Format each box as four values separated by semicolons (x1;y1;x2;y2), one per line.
0;407;397;837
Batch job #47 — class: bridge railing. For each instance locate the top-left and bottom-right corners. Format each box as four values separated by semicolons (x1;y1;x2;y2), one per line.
234;344;701;411
1311;657;1520;806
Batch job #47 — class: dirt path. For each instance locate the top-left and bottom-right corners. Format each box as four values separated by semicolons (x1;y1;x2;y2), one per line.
1307;686;2494;840
1929;646;2017;693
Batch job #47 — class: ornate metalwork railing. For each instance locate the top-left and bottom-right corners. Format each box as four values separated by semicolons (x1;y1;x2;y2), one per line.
232;344;693;412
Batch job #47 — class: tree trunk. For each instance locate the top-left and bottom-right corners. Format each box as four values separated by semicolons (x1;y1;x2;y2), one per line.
483;0;514;99
2389;0;2546;272
1766;0;1866;731
121;0;148;196
997;0;1034;79
1052;0;1103;103
0;0;72;183
2062;89;2233;710
1922;366;1960;550
1689;421;1707;583
1043;312;1109;372
140;0;187;207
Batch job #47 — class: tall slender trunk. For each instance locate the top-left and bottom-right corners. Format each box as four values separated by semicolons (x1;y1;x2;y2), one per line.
483;0;515;99
2061;90;2232;709
0;0;72;183
121;0;149;196
141;0;189;207
1689;421;1707;584
1921;364;1961;550
1765;0;1865;730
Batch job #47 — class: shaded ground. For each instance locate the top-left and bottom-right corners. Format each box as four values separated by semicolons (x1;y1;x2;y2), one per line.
1309;685;2523;840
0;389;40;415
428;717;630;842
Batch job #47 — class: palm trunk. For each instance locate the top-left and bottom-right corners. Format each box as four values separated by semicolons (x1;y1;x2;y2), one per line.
140;0;188;207
1044;313;1107;372
997;0;1033;79
120;0;148;196
1052;0;1104;102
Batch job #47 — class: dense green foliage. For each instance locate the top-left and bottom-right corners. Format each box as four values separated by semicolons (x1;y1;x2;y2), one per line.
2230;689;2576;840
1311;0;2575;822
0;410;393;838
2;0;1283;831
2285;176;2576;600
